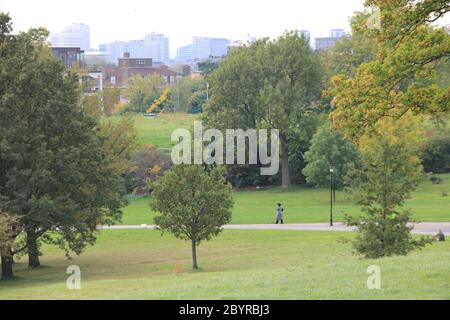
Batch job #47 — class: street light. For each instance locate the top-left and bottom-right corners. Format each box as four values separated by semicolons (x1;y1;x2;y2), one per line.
206;82;210;101
329;166;334;227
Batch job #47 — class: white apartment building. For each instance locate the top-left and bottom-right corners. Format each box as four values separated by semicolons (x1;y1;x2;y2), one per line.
50;23;91;51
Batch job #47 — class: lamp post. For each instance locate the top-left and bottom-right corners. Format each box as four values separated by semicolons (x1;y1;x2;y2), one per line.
329;167;334;227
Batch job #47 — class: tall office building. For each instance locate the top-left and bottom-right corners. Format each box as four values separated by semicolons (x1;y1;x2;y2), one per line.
144;33;169;63
99;41;127;64
100;40;145;63
329;29;345;39
50;23;91;51
100;33;169;64
125;39;146;58
314;28;346;51
176;37;229;62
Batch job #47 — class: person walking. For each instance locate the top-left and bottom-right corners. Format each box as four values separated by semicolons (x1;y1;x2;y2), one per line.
275;203;284;224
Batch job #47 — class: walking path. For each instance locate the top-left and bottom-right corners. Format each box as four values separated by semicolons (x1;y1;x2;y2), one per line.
99;222;450;236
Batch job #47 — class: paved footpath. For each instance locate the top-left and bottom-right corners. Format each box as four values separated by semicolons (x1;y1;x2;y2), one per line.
99;222;450;236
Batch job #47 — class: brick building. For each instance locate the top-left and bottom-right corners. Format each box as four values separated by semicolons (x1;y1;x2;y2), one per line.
100;53;177;87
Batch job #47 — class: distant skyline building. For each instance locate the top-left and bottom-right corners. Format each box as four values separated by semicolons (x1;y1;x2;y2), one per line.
126;39;146;58
50;23;91;51
84;50;109;65
144;33;170;63
99;41;126;64
314;28;345;51
176;37;230;62
329;28;345;39
100;33;170;64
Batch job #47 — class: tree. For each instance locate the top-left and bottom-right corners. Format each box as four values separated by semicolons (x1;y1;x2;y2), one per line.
79;92;103;118
0;13;127;269
151;165;233;269
204;32;323;188
345;114;431;258
123;74;164;113
258;32;323;188
125;146;172;195
172;76;207;112
422;136;450;173
198;59;220;77
203;41;264;130
287;113;323;185
0;211;21;280
320;11;378;81
79;88;121;118
99;114;138;176
422;117;450;173
103;87;121;116
187;90;207;114
303;124;361;188
328;1;450;139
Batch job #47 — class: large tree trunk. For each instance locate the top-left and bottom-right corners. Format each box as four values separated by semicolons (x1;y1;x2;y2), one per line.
1;249;14;281
191;239;198;270
26;230;40;268
281;141;291;189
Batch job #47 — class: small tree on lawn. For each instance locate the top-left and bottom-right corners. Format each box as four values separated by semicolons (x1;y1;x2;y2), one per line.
151;165;233;269
345;114;432;258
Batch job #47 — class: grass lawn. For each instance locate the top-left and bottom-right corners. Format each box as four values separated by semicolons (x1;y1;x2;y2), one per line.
121;173;450;225
111;113;198;148
0;229;449;299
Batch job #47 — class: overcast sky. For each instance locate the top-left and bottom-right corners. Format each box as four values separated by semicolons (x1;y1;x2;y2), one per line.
1;0;449;57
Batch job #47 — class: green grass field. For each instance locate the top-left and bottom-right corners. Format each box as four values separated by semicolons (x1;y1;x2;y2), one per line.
121;173;450;225
1;229;449;299
112;113;198;148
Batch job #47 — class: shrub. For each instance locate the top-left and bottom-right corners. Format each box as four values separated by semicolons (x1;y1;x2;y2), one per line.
430;176;443;185
422;136;450;174
346;209;431;259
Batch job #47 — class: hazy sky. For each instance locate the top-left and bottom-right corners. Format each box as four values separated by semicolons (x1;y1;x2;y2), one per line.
1;0;449;57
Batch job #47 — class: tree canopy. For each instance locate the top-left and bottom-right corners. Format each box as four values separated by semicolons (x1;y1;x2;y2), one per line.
303;125;361;188
328;1;450;139
203;32;323;188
